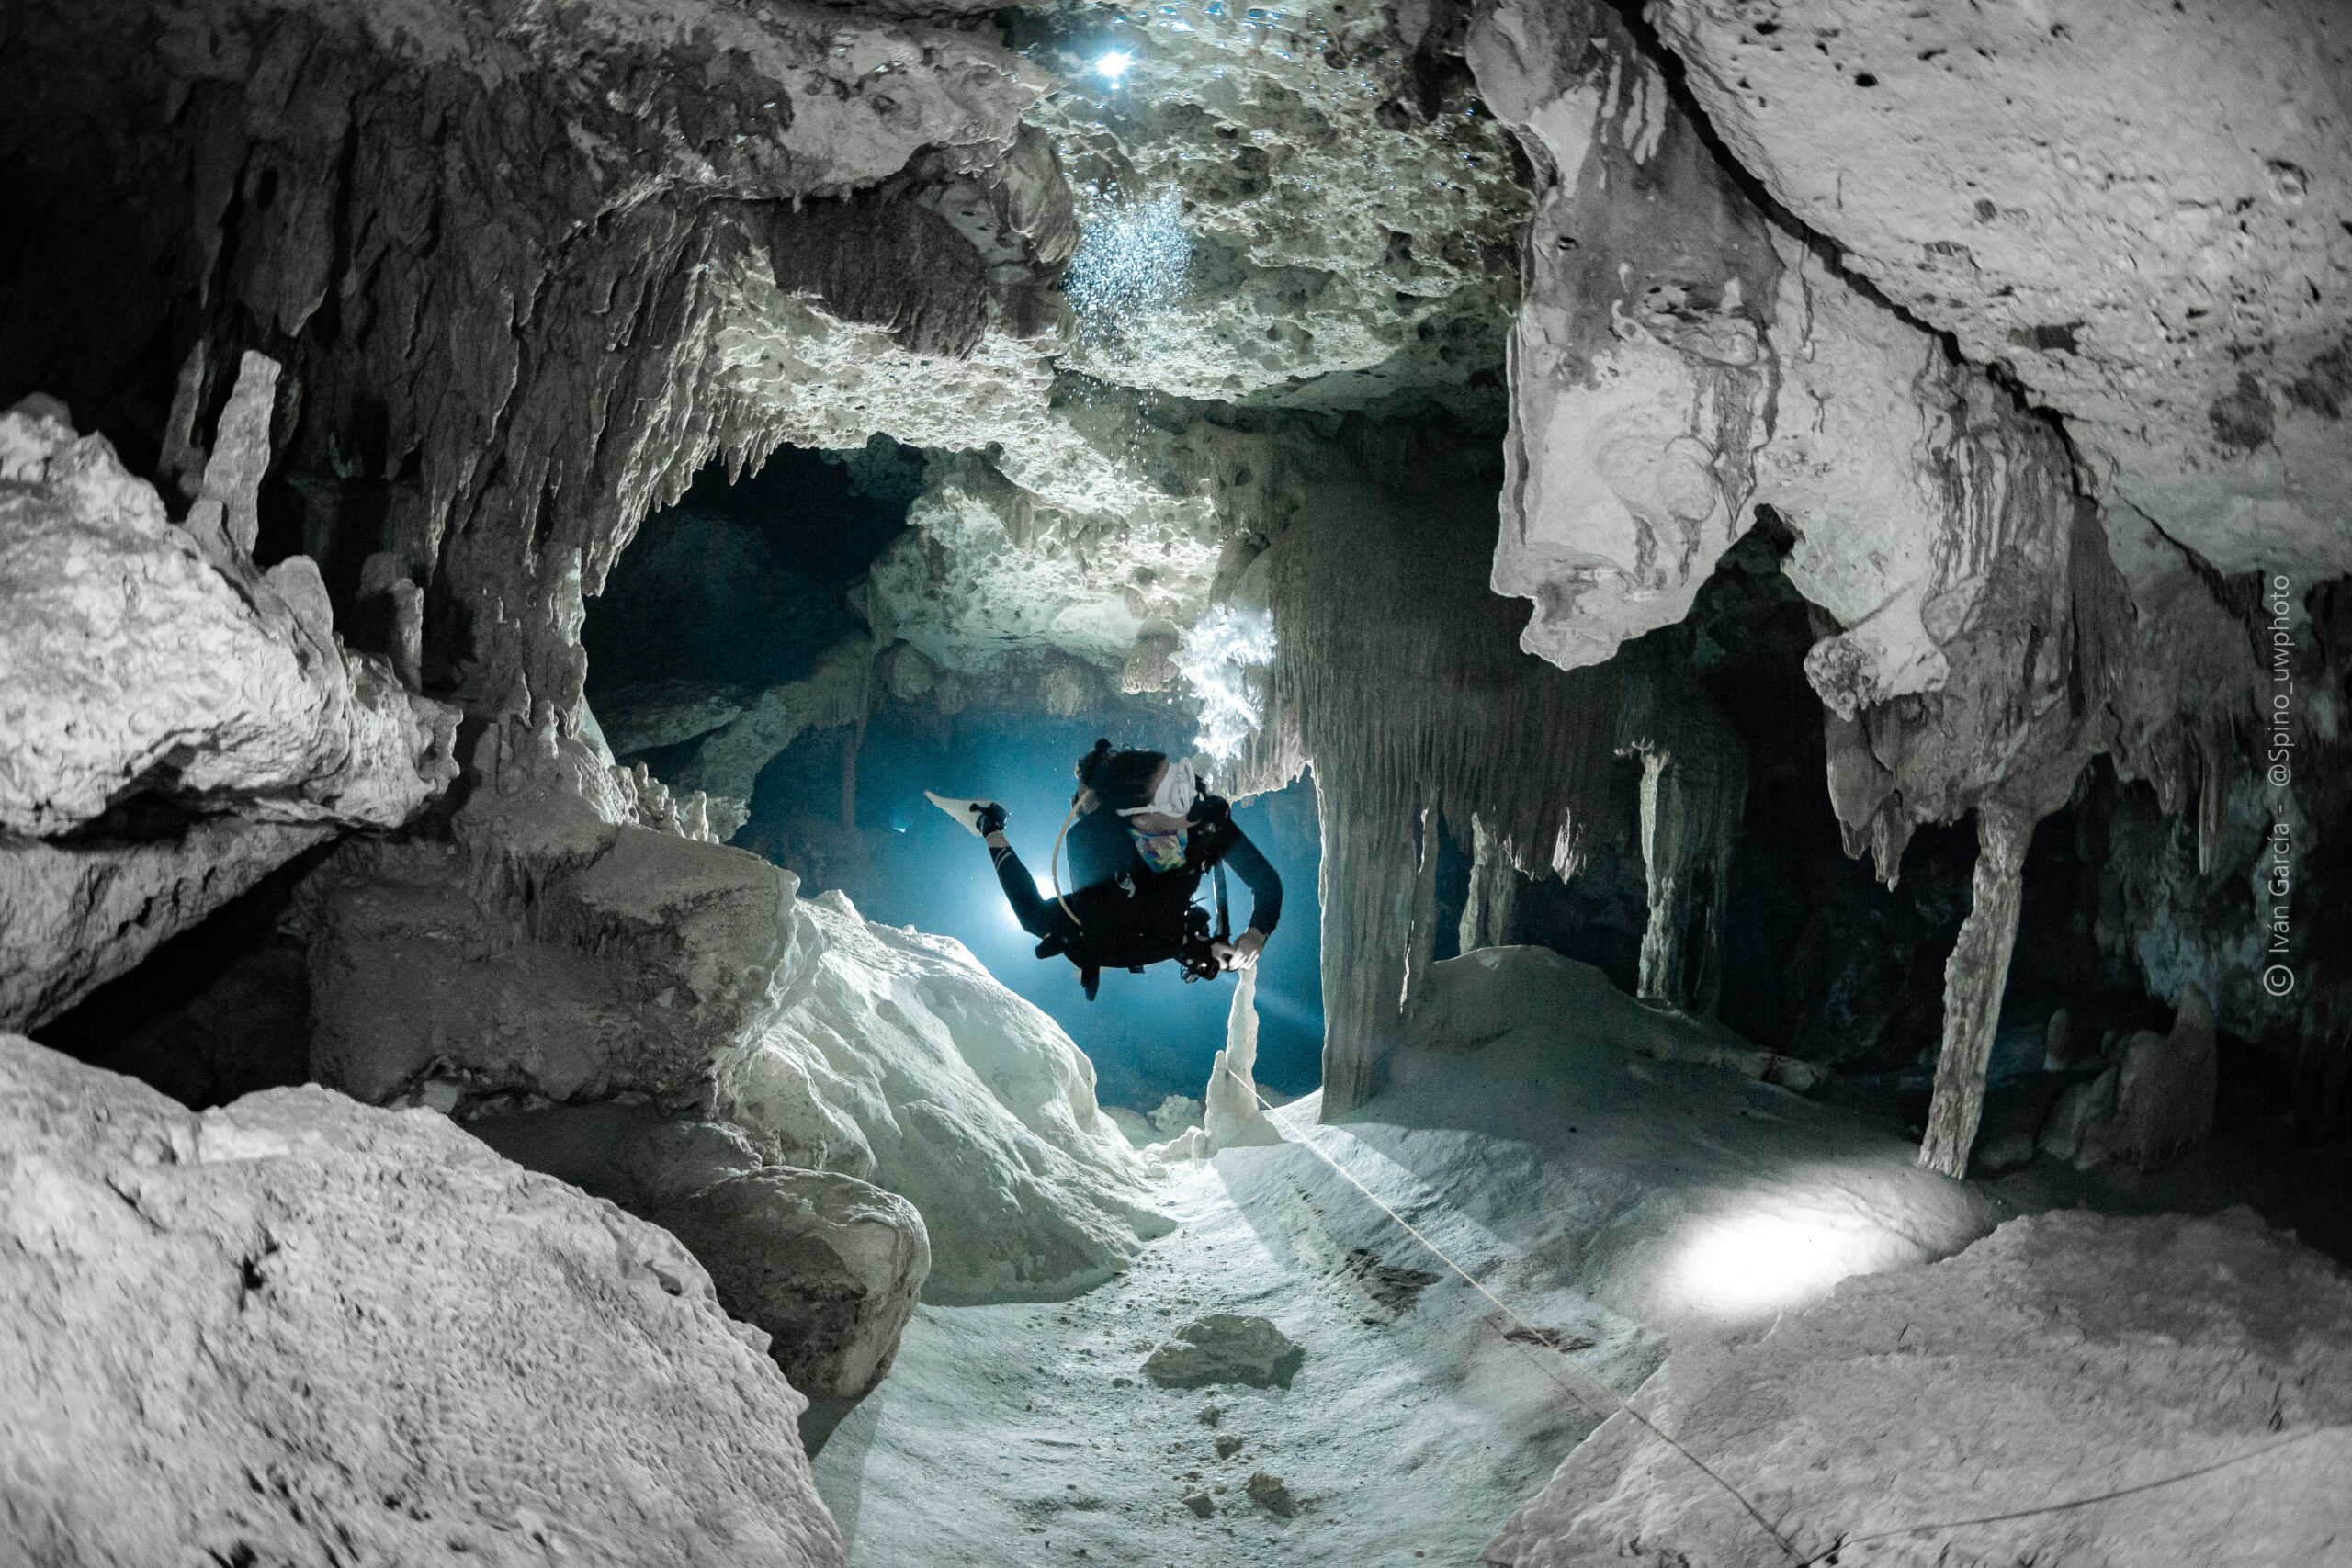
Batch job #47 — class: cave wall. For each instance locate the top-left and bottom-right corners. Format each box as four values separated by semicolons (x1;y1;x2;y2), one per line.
3;0;2342;1173
1463;0;2348;1168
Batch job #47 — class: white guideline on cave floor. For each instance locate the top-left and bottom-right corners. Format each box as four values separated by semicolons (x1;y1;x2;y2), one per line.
813;945;2002;1564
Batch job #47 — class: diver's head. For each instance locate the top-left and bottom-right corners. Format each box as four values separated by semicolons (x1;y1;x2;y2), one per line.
1076;740;1197;829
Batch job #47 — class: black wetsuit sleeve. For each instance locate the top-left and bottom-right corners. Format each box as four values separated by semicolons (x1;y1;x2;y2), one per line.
1221;826;1283;935
989;840;1060;939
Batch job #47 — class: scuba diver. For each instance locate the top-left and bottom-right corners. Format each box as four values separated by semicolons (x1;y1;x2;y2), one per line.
937;739;1282;999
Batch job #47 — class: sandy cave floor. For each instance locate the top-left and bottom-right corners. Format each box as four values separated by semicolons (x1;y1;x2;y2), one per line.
808;945;2352;1566
810;951;2008;1567
813;1102;1651;1568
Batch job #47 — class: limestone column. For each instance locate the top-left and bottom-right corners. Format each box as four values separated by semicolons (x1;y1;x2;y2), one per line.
1634;752;1690;1006
1458;812;1521;953
1402;801;1443;1010
1315;773;1418;1118
1917;800;2034;1178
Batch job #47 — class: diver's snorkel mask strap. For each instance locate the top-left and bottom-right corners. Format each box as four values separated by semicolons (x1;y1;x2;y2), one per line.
1114;758;1198;820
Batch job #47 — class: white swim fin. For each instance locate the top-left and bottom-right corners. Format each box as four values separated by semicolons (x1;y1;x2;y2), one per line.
925;790;999;838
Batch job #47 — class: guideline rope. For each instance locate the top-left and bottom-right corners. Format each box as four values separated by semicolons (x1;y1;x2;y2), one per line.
1226;1064;2330;1564
1227;1066;1804;1562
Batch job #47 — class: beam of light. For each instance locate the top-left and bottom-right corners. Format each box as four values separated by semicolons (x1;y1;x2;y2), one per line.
999;871;1058;925
1096;51;1134;82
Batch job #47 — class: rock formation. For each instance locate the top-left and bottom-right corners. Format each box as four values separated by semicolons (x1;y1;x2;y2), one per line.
713;890;1172;1303
0;0;2345;1551
1487;1208;2352;1566
0;1034;845;1567
1199;969;1287;1154
636;1158;931;1450
301;704;1163;1306
2038;985;2222;1175
1653;0;2352;585
1;360;458;1031
1464;0;2313;1174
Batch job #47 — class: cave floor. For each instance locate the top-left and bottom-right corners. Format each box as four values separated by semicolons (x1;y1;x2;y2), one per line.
812;1103;1654;1567
809;951;2016;1567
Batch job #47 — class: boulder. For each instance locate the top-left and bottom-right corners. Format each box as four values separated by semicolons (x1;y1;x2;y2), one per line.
603;1116;930;1441
644;1168;929;1448
0;371;458;837
2036;987;2218;1173
0;368;458;1032
1141;1315;1306;1391
303;720;804;1107
305;733;1165;1308
2040;1066;2121;1170
0;1033;844;1567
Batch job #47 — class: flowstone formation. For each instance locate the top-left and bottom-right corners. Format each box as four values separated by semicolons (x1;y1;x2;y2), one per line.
0;1035;845;1568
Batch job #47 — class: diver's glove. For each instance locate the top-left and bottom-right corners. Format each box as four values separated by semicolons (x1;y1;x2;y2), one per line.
971;800;1008;836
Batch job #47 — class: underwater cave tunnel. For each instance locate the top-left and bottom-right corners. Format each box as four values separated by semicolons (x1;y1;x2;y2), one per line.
3;0;2350;1562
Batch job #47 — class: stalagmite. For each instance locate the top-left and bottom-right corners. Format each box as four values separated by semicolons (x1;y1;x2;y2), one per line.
1403;801;1446;1016
1917;803;2034;1179
1199;968;1284;1154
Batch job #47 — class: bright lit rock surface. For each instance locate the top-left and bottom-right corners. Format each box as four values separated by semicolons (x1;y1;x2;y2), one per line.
716;890;1171;1303
1468;0;2132;705
0;1034;845;1568
869;452;1219;673
1487;1208;2352;1568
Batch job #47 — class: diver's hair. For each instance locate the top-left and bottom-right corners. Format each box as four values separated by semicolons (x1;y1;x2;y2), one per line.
1075;739;1166;812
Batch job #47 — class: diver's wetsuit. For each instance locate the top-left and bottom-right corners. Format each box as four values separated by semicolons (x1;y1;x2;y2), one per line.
990;795;1281;991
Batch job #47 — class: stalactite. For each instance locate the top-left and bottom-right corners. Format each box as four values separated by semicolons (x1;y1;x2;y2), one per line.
841;712;867;833
1312;773;1420;1114
1232;477;1628;1115
1457;812;1521;953
1917;801;2034;1179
